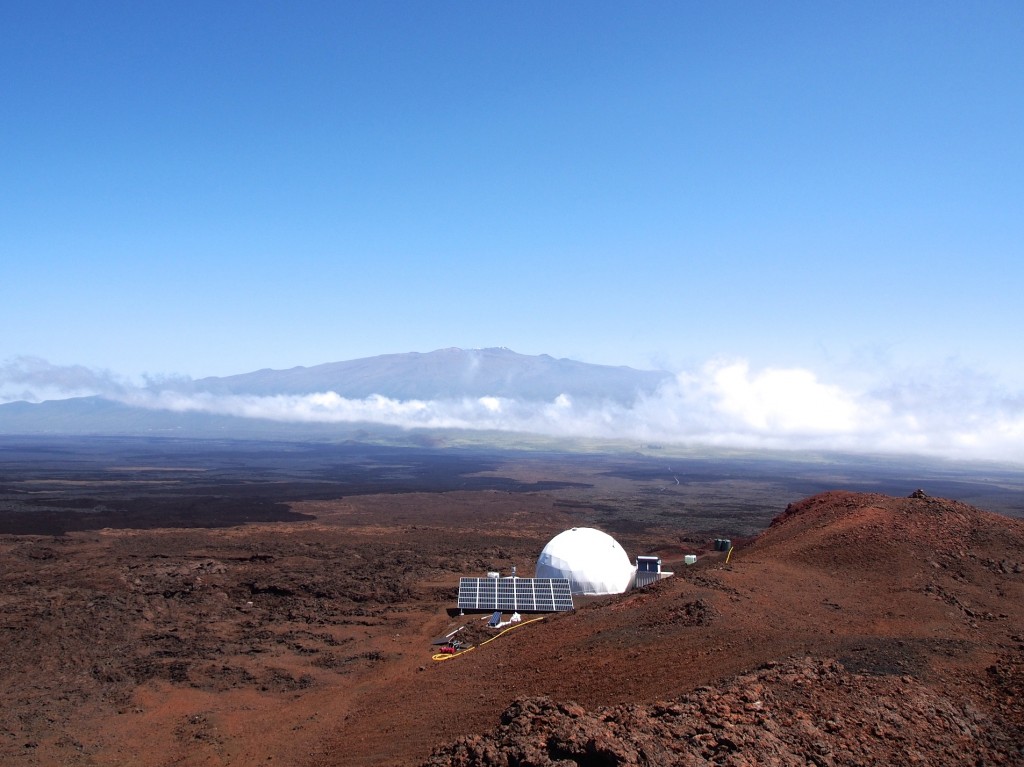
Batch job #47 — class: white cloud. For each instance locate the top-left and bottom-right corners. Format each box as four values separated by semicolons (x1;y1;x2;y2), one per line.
479;396;502;413
3;356;1023;464
0;356;131;403
696;360;868;433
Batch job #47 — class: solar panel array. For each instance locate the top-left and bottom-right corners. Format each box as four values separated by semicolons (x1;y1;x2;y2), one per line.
457;577;574;613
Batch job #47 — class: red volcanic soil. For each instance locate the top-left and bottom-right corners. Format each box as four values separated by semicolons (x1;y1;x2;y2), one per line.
1;490;1022;766
420;491;1024;765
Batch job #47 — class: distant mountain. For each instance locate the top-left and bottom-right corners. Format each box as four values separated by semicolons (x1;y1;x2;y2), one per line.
0;348;672;438
167;347;671;403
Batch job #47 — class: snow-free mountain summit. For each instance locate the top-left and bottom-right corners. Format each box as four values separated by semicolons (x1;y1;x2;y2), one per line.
167;348;671;402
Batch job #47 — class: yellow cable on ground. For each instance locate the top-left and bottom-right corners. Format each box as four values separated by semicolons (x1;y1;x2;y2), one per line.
725;545;734;564
431;615;546;662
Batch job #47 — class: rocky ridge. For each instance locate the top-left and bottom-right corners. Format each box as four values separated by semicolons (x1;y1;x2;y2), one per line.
421;490;1024;767
424;656;1021;766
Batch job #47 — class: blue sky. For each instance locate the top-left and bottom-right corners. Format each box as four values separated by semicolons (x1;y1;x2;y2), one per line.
2;2;1023;460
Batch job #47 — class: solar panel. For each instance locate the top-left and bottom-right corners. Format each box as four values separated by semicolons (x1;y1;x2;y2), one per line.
457;577;574;613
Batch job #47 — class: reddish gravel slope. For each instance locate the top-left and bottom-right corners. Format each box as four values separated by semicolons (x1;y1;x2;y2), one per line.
3;488;1021;766
412;491;1024;767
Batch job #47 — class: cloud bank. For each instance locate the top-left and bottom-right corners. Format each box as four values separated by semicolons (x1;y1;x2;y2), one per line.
2;357;1022;464
0;356;132;402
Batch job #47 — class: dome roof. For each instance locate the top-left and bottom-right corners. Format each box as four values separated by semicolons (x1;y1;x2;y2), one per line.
535;527;635;595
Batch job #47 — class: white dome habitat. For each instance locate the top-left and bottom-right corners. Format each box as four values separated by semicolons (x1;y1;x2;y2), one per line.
535;527;635;595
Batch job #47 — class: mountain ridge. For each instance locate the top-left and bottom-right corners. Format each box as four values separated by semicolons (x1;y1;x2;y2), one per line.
171;347;672;401
0;348;672;437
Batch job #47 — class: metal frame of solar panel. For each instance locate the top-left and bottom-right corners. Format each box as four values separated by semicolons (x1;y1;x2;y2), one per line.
457;577;574;613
